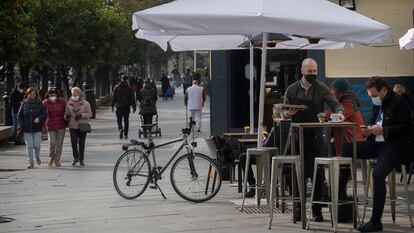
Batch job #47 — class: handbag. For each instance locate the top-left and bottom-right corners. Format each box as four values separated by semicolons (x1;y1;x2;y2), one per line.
79;122;92;133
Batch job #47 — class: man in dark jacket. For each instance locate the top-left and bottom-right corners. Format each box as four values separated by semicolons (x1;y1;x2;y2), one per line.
10;82;25;145
112;75;136;139
138;79;158;125
342;76;412;232
160;73;170;100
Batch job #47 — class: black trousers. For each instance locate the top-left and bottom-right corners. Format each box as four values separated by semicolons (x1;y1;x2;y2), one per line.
116;107;130;136
342;140;406;223
69;128;87;162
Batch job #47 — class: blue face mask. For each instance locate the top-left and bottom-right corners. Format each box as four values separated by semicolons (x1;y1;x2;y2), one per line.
371;96;382;106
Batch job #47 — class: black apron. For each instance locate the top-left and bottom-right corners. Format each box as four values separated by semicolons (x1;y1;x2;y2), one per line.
291;84;324;177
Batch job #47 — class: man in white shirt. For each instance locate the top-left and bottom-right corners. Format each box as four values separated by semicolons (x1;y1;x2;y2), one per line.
184;80;206;132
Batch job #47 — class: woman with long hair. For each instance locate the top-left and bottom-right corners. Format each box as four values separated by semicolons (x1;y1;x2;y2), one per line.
18;87;46;168
43;88;67;167
65;87;92;166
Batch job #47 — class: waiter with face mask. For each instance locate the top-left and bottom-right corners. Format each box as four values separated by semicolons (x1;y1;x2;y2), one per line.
282;58;345;222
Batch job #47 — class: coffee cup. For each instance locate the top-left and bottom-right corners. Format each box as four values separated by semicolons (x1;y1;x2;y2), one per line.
331;113;340;122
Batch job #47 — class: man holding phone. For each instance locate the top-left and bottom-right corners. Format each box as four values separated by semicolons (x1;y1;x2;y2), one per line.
342;76;412;232
283;58;345;222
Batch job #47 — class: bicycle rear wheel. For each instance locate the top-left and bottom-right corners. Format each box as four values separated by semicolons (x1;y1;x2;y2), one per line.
171;153;222;202
113;150;151;199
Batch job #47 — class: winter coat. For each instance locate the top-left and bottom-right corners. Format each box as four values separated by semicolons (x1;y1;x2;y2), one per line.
137;86;157;114
18;98;46;133
112;81;136;111
65;98;92;129
10;88;24;113
326;94;365;156
43;97;67;131
185;84;206;110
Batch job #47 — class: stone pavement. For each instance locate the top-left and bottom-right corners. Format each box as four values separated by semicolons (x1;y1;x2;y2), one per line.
0;87;413;233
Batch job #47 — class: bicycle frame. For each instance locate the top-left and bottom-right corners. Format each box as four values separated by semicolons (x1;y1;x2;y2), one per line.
133;133;195;180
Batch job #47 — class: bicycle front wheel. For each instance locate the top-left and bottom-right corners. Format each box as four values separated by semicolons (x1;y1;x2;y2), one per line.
171;153;222;202
113;150;151;199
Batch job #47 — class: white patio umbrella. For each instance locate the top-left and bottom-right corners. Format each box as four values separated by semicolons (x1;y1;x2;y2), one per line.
132;0;393;146
399;28;414;49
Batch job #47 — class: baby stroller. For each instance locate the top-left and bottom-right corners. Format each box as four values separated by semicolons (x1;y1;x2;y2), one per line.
138;114;161;138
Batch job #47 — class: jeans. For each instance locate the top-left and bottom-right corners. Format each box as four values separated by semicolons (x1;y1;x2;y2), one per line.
189;109;202;131
24;132;42;163
116;107;130;137
48;128;66;162
69;128;87;162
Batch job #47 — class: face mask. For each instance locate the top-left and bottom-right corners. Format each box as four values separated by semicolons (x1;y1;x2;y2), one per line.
304;74;317;84
72;96;80;101
371;96;382;106
49;96;57;102
28;95;35;100
18;88;24;93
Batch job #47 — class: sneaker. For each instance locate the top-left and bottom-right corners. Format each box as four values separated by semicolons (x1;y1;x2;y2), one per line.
124;134;128;140
36;157;41;165
27;163;34;169
119;129;124;139
54;161;61;167
48;158;54;167
79;161;85;166
72;159;78;166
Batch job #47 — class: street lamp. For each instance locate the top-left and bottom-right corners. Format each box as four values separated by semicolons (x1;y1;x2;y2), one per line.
339;0;356;10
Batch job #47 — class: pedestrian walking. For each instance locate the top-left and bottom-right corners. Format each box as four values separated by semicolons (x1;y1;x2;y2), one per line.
137;79;158;125
184;80;206;132
10;82;25;145
18;87;46;169
112;74;136;139
43;88;67;167
160;73;170;100
65;87;92;166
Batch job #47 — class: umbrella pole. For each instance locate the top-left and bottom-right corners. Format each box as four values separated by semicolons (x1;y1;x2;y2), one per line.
249;43;254;134
257;33;268;148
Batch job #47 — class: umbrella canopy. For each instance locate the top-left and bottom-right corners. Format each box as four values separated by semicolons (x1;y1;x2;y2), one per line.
399;28;414;49
136;30;348;51
133;0;393;44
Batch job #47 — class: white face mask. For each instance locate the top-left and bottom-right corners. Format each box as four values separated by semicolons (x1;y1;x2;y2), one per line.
72;96;80;101
49;96;57;102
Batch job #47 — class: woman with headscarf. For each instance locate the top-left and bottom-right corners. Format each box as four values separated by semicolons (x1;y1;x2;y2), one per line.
65;87;92;166
18;87;46;168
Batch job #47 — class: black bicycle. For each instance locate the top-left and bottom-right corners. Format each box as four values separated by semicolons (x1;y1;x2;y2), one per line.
113;119;222;203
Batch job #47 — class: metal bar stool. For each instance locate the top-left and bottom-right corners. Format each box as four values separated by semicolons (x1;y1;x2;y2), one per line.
268;155;302;229
306;157;358;233
362;160;413;227
241;147;279;211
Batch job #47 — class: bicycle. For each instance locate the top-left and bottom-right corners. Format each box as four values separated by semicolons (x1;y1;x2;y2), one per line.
113;119;222;203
